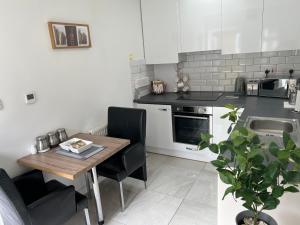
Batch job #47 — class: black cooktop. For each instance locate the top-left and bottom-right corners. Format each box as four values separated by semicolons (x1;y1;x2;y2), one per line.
177;92;223;101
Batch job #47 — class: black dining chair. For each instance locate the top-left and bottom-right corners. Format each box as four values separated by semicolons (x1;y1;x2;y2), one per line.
96;106;147;211
0;168;91;225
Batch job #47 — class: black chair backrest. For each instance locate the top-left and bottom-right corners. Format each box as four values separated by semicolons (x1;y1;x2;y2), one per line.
0;169;32;225
107;107;146;145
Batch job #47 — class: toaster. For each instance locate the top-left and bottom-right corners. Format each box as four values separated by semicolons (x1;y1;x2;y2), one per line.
246;80;259;96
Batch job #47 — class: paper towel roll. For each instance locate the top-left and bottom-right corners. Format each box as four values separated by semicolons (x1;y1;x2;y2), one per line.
294;90;300;112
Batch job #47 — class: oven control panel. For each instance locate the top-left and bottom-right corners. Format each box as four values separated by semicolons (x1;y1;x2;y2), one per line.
172;106;213;115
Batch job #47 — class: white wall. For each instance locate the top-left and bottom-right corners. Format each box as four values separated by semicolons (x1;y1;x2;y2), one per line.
0;0;144;180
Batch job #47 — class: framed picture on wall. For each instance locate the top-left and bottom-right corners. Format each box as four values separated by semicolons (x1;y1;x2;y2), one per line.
48;22;91;49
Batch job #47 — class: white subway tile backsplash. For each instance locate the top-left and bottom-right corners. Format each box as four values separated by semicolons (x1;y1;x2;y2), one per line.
260;64;275;72
213;86;224;91
254;57;269;65
212;73;226;79
239;72;254;79
217;66;232;72
219;79;231;85
270;57;286;64
207;80;219;86
253;72;265;79
199;86;212;91
262;52;278;57
151;49;299;93
239;58;253;65
201;61;213;66
226;59;239;66
286;56;300;64
213;60;226;66
246;65;261;72
277;64;294;72
226;73;239;79
278;50;295;57
232;65;245;72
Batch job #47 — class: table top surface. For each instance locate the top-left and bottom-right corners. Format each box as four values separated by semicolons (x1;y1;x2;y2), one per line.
17;133;130;180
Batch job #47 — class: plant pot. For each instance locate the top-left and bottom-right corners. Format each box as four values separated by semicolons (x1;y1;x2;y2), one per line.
236;210;278;225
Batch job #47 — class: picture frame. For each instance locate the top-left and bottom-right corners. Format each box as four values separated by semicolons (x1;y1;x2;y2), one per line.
48;22;91;49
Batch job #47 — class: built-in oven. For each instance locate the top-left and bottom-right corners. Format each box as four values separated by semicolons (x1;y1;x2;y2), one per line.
172;106;213;146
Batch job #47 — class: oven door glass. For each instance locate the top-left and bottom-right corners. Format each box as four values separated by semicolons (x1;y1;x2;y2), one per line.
173;113;210;145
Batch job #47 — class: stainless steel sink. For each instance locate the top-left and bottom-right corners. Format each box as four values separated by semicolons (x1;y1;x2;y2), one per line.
244;116;300;147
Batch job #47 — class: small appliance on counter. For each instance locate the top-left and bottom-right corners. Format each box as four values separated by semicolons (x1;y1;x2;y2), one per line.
234;77;246;95
246;80;259;96
294;90;300;112
258;69;298;99
151;80;166;95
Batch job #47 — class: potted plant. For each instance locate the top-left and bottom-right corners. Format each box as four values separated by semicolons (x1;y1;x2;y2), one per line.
198;104;300;225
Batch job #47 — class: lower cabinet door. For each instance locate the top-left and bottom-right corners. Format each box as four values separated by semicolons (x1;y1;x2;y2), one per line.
213;107;244;143
136;104;173;149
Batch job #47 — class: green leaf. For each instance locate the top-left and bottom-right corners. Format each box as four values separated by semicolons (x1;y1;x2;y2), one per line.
272;186;284;198
284;171;300;184
264;161;279;182
284;186;299;193
263;198;280;210
291;149;300;164
219;169;235;185
286;140;296;150
248;148;260;159
221;113;229;119
209;144;219;154
236;155;247;171
232;136;246;146
278;150;290;161
269;142;279;157
283;132;292;149
222;186;235;200
224;104;236;110
200;133;213;143
238;127;248;136
211;159;227;168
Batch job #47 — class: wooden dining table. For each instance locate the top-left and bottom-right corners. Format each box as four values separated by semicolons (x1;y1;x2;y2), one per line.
17;133;130;225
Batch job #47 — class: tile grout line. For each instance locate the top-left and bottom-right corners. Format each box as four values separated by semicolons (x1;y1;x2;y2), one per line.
167;164;207;225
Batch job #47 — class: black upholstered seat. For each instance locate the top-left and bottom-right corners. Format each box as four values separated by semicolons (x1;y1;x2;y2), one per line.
0;168;90;225
96;107;147;211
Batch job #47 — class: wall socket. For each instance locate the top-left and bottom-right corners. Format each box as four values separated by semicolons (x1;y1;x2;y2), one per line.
0;99;3;110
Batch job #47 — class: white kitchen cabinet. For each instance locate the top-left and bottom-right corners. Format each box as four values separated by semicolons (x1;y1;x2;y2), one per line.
141;0;179;64
213;107;244;143
136;104;173;149
262;0;300;52
222;0;263;54
179;0;221;53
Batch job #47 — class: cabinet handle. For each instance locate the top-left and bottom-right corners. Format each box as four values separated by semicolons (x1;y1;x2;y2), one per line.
158;108;167;111
174;115;208;120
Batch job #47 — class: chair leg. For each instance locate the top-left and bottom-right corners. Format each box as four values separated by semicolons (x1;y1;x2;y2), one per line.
84;208;91;225
85;173;92;199
119;181;125;212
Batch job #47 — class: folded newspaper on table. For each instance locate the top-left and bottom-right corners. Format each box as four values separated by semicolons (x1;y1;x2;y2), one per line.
56;145;105;160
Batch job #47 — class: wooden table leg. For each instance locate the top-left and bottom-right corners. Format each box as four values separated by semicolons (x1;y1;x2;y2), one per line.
92;167;104;225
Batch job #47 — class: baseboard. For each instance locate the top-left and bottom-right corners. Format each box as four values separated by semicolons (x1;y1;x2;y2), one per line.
146;146;215;162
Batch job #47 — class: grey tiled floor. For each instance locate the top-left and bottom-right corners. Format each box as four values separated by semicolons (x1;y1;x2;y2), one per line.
65;153;217;225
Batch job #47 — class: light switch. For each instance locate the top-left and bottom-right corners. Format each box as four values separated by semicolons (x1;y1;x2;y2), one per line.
25;92;36;104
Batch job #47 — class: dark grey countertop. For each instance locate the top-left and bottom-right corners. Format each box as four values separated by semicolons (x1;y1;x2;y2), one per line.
134;92;300;120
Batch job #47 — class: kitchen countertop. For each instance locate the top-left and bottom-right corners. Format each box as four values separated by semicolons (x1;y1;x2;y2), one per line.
134;92;300;121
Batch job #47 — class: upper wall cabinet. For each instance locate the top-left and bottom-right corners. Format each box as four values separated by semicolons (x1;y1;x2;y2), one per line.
141;0;179;64
262;0;300;52
179;0;221;53
222;0;263;54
